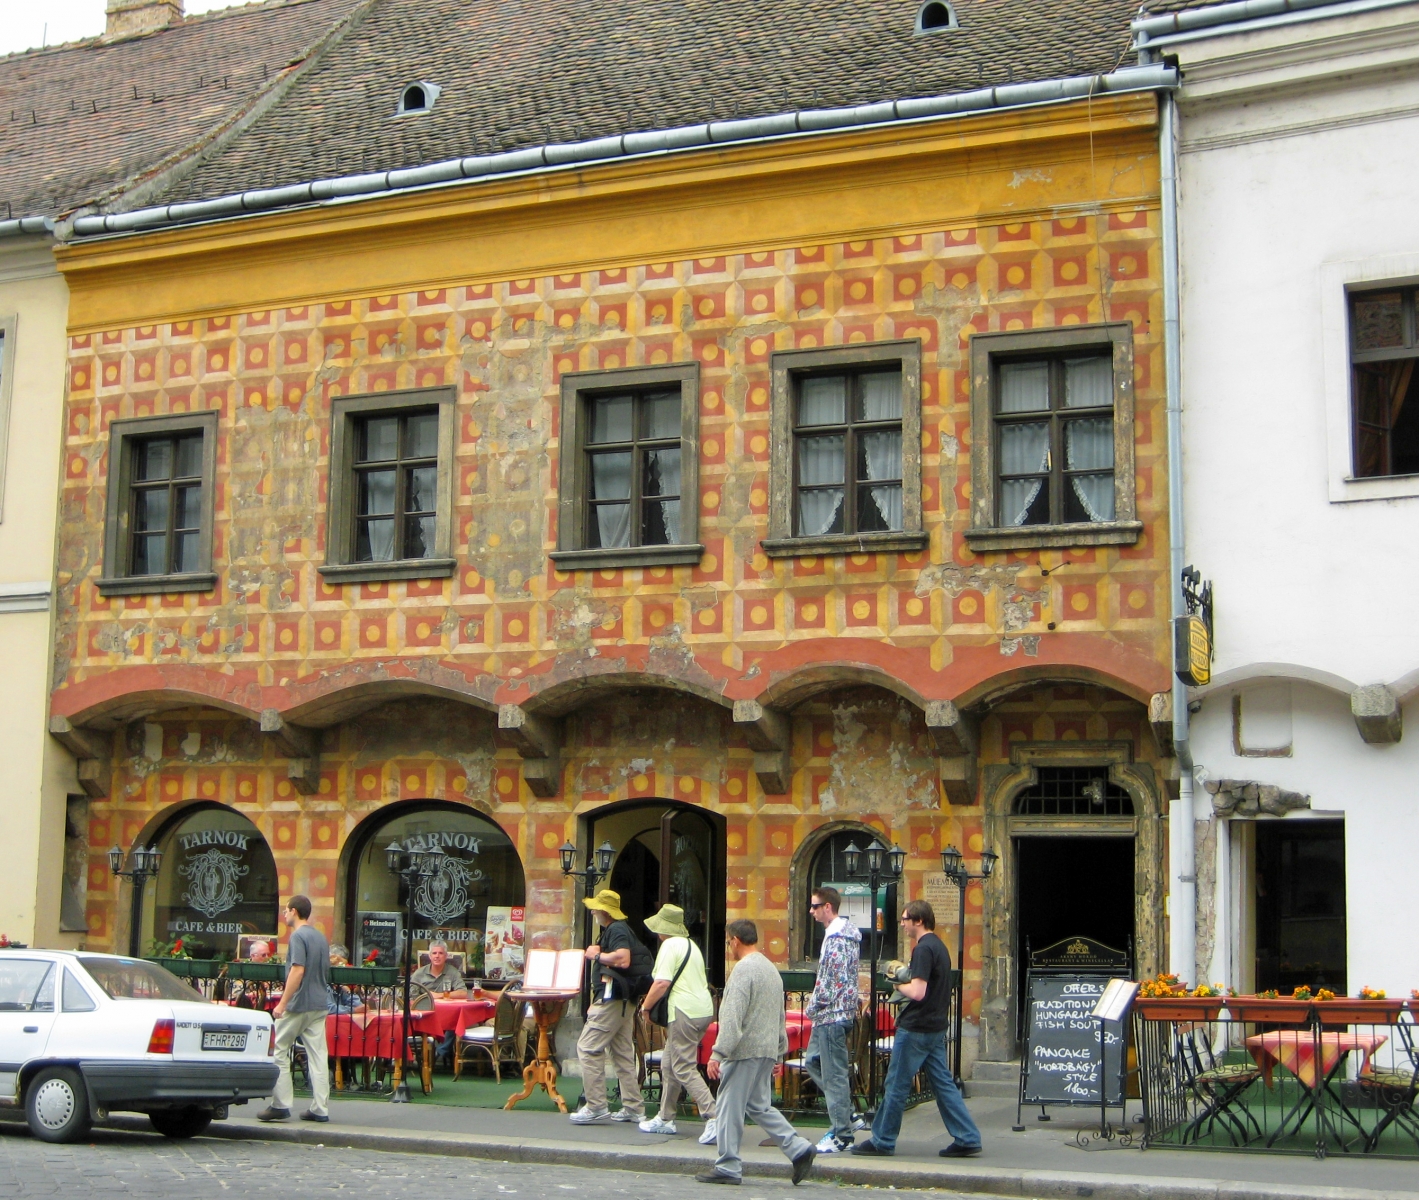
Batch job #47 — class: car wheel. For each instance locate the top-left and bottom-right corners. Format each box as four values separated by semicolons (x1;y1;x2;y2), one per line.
25;1067;93;1144
149;1106;213;1139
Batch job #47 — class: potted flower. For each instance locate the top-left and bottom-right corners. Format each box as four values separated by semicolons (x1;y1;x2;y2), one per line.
1133;974;1228;1021
1225;987;1313;1023
1316;986;1406;1026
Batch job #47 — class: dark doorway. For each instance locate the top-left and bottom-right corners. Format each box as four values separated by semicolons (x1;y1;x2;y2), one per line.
1014;836;1135;1033
1255;819;1346;996
587;801;726;985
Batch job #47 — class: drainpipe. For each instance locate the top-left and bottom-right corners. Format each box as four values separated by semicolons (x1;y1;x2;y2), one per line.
1161;89;1197;985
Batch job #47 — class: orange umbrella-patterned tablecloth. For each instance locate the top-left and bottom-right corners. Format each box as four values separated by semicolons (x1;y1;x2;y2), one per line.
1246;1030;1388;1089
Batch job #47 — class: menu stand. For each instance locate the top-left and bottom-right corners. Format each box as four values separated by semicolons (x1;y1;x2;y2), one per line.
502;988;578;1112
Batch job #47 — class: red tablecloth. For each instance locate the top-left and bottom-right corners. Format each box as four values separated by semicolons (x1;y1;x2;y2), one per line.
413;999;495;1040
327;1012;409;1059
1246;1030;1388;1089
698;1012;814;1065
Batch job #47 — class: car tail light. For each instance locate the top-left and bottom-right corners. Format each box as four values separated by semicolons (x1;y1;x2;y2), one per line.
147;1018;175;1054
267;1027;275;1056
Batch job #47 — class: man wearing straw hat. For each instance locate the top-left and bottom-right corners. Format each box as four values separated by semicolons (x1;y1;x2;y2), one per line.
637;903;717;1143
570;888;652;1124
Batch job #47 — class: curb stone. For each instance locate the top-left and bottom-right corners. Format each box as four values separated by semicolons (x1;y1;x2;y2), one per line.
102;1116;1419;1200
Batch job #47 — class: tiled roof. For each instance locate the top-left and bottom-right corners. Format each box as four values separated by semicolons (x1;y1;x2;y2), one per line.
150;0;1142;207
0;0;368;218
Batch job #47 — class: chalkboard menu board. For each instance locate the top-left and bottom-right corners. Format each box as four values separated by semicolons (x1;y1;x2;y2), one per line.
1020;973;1125;1108
357;911;401;968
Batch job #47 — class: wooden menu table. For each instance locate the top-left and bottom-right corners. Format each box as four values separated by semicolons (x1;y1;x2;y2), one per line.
502;988;578;1112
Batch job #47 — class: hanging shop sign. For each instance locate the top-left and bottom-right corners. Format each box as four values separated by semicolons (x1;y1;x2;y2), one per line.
1173;566;1214;687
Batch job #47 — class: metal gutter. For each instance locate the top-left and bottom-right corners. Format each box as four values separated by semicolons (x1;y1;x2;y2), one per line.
69;65;1176;240
1159;89;1197;985
0;216;56;239
1134;0;1418;51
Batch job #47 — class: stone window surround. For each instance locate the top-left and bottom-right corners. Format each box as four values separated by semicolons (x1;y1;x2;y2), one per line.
0;313;15;524
764;339;928;558
98;410;219;597
1321;252;1419;503
966;322;1141;552
551;361;703;572
320;386;458;585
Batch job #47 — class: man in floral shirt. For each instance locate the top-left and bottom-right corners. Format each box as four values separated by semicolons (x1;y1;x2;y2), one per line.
803;887;862;1153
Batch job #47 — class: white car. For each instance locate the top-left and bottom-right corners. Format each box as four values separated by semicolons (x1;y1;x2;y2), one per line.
0;949;278;1143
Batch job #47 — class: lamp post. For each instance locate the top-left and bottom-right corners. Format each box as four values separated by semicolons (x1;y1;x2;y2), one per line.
385;840;445;1102
108;843;163;958
558;839;615;900
841;836;906;1116
939;844;999;1084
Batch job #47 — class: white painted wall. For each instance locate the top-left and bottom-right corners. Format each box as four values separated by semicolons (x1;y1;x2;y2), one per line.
1168;4;1419;994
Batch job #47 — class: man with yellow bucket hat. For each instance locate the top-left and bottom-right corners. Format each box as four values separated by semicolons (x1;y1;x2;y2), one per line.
570;888;654;1124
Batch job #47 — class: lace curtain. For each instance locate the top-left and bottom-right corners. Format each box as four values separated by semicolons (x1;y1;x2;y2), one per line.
1065;418;1114;521
590;452;633;548
999;422;1048;526
797;434;844;536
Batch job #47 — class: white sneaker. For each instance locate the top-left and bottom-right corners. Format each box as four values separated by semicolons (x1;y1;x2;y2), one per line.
814;1133;843;1154
638;1114;677;1134
698;1118;718;1145
851;1114;867;1132
610;1108;642;1122
570;1106;611;1124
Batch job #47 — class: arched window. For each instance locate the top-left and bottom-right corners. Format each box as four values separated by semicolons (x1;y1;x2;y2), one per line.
396;81;441;115
1013;767;1135;816
802;829;898;963
915;1;959;35
150;805;278;960
348;804;525;979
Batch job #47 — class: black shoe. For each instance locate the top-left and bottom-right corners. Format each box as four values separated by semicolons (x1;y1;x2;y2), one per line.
850;1140;893;1156
938;1142;982;1157
695;1172;741;1185
301;1110;330;1123
255;1106;291;1123
791;1147;816;1185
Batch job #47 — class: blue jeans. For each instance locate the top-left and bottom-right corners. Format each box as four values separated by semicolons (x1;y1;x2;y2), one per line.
803;1020;854;1139
870;1028;981;1152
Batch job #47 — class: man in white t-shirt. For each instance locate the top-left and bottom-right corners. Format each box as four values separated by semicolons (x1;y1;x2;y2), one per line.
636;904;717;1143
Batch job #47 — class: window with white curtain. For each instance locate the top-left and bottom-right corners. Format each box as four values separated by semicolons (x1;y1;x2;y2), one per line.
793;369;904;537
966;323;1140;552
322;387;457;584
764;340;926;557
552;363;703;571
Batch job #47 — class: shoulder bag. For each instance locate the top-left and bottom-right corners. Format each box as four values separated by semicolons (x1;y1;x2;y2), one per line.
646;940;694;1027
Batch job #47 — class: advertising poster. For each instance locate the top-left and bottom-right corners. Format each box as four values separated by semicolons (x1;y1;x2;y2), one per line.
357;911;401;968
483;905;526;978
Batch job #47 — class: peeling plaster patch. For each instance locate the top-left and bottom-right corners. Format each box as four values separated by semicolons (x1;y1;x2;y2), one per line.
143;723;163;762
999;635;1041;657
181;730;201;757
812;690;939;815
622;757;655;779
1009;168;1052;189
915;561;1026;599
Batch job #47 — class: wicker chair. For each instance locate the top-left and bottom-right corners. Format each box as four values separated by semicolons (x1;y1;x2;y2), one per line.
456;990;522;1082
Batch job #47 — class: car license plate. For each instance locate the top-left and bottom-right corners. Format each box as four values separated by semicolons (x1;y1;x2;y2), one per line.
201;1029;248;1051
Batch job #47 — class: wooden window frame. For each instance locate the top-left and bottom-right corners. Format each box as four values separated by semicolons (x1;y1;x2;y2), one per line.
967;323;1141;552
99;412;219;596
321;387;457;584
1347;284;1419;479
764;339;926;558
552;363;703;571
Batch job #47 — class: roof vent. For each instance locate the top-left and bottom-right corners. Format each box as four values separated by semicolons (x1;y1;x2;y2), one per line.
914;1;959;35
396;81;441;116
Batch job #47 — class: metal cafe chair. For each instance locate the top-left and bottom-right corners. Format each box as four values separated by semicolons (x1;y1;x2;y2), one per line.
1360;1019;1419;1152
456;990;521;1083
1179;1028;1263;1146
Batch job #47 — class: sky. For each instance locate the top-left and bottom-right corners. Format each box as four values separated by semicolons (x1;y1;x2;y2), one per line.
1;0;242;57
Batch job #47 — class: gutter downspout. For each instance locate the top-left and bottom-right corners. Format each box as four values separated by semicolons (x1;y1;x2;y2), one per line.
1161;89;1196;986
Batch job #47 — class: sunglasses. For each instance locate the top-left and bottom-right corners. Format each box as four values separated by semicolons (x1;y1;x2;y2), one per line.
808;902;826;910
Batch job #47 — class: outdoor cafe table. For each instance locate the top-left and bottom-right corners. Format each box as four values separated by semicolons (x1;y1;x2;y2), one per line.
696;1010;816;1066
502;987;579;1113
326;1000;496;1094
1246;1029;1388;1148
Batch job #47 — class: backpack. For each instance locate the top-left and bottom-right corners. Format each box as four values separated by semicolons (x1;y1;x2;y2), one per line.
602;920;655;1002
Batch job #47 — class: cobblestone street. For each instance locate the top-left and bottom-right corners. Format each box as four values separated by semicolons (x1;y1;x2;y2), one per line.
0;1124;837;1200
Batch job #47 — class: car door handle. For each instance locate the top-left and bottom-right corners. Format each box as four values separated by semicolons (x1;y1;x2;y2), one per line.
23;1026;38;1033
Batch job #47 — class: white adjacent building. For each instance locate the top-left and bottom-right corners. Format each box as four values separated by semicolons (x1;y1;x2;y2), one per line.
1137;0;1419;998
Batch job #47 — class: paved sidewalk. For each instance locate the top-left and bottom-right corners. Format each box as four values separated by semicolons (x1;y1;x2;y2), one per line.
156;1088;1419;1200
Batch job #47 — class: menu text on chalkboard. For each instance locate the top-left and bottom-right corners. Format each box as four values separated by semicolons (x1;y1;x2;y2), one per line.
1019;973;1125;1109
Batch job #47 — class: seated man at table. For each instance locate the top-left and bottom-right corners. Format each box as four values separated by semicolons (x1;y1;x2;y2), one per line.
327;944;364;1015
411;940;466;1066
248;940;272;964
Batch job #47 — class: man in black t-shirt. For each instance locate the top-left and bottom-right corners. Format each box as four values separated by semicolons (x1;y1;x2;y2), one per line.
851;900;982;1158
570;888;651;1125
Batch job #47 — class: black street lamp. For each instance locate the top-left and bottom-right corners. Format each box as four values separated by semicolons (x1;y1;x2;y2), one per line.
109;843;163;958
385;840;445;1102
841;835;905;1116
939;844;999;1084
558;839;615;898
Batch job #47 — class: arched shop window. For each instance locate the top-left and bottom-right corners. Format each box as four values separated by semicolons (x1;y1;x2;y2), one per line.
349;804;526;979
802;828;898;963
150;805;278;960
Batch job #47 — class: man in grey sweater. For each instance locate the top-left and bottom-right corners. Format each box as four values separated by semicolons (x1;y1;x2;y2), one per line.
697;920;815;1186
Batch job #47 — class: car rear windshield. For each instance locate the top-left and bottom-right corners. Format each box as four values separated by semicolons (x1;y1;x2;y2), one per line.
78;957;205;1003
